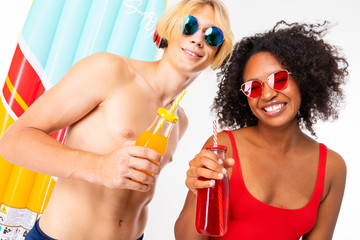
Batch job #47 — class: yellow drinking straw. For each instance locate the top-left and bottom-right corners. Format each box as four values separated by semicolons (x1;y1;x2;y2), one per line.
169;89;186;113
153;90;186;134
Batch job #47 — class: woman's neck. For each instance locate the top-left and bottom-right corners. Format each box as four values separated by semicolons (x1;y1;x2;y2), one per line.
253;119;307;154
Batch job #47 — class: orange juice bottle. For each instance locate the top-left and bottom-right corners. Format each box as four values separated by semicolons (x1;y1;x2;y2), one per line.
135;107;178;175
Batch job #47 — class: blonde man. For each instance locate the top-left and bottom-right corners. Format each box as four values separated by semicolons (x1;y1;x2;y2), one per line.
0;0;234;239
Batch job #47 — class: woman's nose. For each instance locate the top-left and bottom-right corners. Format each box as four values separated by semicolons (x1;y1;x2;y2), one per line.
260;81;278;100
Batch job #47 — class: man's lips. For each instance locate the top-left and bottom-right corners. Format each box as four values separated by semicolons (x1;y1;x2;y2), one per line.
182;48;202;57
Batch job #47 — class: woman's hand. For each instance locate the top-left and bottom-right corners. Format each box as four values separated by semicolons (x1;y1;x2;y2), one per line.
185;149;234;194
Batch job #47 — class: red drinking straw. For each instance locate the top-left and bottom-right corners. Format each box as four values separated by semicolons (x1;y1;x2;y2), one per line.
213;120;223;234
218;181;224;234
213;120;218;145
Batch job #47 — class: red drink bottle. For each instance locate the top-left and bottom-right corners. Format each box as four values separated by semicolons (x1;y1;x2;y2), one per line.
195;144;229;237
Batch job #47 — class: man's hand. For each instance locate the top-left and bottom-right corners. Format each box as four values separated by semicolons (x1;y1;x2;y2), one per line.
95;141;162;192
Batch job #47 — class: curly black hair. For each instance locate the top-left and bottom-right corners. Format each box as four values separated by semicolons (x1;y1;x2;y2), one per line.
213;21;349;136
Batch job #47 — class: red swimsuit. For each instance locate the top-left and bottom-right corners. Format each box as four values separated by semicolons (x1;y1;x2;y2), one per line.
214;130;327;240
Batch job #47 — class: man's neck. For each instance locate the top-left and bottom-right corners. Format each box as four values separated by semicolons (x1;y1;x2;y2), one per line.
147;59;201;107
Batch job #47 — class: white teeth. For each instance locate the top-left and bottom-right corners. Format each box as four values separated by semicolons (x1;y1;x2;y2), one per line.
184;49;199;57
264;103;284;112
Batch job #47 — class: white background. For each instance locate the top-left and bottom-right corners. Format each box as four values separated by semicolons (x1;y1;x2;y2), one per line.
0;1;359;239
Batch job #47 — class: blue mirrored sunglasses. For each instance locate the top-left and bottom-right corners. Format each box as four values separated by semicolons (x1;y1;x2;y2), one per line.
182;15;224;47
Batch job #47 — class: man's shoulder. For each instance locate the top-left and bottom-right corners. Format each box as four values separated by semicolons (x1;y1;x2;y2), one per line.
79;53;146;83
85;52;128;70
90;53;152;76
177;106;188;129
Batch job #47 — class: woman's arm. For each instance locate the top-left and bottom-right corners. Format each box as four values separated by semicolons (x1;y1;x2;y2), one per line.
175;190;209;240
302;149;346;239
175;136;234;240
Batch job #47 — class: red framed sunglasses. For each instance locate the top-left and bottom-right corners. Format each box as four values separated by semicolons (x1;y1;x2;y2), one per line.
240;70;291;98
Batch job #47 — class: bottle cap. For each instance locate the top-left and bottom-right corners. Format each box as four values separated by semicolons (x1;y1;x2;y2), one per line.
157;107;179;123
205;144;227;151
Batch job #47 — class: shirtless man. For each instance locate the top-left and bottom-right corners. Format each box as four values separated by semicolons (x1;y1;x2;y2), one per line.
0;0;234;239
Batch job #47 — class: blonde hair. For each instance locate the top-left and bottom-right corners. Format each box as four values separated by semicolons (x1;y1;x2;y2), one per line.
156;0;234;69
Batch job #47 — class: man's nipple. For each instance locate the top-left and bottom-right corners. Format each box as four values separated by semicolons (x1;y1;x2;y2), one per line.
120;129;135;138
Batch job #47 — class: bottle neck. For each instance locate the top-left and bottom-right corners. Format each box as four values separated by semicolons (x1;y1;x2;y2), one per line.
147;116;175;137
155;120;174;137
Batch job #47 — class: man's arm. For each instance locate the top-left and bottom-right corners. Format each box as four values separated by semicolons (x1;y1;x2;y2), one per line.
0;52;161;191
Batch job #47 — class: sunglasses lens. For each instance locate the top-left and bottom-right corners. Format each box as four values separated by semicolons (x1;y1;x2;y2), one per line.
205;27;224;47
269;71;288;90
242;81;262;98
183;15;198;35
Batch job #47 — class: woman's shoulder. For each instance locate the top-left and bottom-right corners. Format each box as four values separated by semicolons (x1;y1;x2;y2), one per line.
218;127;253;140
325;146;347;179
318;145;347;202
216;128;250;157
